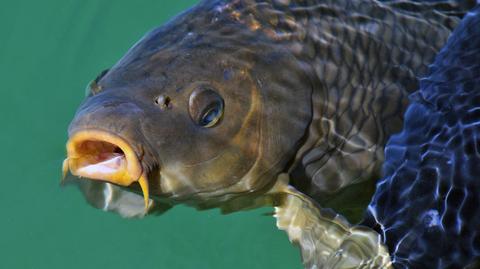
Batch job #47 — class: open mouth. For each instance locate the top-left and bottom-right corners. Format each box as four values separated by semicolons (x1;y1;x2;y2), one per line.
63;130;150;210
72;140;127;178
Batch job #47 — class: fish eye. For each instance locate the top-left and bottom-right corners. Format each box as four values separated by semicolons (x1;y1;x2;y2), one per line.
199;105;222;127
189;87;224;128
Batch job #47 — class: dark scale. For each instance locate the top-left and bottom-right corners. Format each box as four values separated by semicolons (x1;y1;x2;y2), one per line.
365;6;480;268
211;0;475;219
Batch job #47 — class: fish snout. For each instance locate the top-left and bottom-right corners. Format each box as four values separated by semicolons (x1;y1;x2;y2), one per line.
64;96;151;210
64;130;150;210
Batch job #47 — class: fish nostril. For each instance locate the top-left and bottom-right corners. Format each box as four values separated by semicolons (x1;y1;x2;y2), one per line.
155;95;172;110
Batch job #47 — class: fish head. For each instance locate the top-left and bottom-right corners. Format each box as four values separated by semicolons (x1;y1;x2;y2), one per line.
64;20;312;213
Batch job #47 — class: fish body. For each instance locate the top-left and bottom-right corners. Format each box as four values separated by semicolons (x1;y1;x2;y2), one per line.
67;0;465;204
63;0;477;268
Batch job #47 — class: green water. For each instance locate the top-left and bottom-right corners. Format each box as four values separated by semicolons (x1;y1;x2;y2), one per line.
0;1;301;268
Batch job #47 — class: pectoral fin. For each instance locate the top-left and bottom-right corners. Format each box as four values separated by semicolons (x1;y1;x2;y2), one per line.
270;174;392;269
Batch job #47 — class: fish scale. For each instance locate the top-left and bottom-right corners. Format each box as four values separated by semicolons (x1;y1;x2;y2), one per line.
226;0;468;202
196;1;464;202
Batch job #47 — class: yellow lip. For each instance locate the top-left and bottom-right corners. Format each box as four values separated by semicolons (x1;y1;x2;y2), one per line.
63;129;150;210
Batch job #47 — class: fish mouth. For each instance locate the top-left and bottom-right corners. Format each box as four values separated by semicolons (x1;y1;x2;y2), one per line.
63;129;150;210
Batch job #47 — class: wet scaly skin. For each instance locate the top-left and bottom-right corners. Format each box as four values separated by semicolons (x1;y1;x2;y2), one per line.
63;0;475;268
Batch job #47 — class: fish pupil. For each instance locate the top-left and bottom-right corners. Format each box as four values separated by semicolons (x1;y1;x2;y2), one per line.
200;105;221;127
